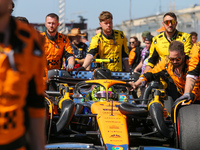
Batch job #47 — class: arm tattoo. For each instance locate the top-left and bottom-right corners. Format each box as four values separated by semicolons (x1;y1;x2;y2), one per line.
189;78;195;89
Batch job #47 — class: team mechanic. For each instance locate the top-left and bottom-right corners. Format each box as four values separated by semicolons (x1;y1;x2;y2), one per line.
144;12;192;73
0;0;46;149
76;11;129;73
175;41;200;103
129;41;200;103
41;13;75;71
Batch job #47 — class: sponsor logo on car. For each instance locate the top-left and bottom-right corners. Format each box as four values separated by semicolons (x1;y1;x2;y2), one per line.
112;145;123;150
110;134;121;138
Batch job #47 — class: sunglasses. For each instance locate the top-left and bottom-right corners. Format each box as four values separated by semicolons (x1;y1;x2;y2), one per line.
169;57;181;62
129;42;135;44
164;20;176;25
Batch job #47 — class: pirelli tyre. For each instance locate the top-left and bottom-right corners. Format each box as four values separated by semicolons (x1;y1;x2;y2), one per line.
177;104;200;150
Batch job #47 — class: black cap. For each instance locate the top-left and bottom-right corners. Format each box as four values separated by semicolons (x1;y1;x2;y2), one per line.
145;35;153;43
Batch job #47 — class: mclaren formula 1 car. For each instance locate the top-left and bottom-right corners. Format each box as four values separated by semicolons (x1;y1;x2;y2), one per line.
45;76;196;150
45;69;135;149
45;60;200;150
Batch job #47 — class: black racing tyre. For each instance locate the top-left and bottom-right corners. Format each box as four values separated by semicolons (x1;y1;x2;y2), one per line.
177;104;200;150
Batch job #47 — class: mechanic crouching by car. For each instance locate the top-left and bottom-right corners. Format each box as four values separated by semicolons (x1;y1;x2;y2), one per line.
129;41;200;103
76;11;129;74
175;40;200;103
41;13;75;72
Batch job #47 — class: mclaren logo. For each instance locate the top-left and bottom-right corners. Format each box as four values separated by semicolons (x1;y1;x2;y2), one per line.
103;81;111;84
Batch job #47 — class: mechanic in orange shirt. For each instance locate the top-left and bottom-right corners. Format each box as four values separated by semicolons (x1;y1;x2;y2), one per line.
41;13;75;71
0;0;46;149
129;41;200;102
175;41;200;103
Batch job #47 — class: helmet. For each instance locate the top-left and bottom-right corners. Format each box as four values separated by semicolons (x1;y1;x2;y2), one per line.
94;91;115;100
93;68;112;79
92;86;115;101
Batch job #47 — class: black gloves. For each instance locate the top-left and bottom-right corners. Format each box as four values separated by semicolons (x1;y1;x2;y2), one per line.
175;93;195;103
173;93;194;108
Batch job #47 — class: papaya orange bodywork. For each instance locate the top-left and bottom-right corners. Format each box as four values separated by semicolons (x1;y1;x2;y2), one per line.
85;80;129;147
91;101;129;146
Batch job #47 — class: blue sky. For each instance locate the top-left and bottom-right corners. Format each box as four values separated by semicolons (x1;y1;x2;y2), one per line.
13;0;199;29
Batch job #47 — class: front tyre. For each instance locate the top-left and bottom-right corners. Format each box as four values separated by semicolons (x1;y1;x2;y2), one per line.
177;104;200;150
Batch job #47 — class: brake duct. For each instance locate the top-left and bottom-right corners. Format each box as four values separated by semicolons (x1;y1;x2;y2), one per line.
148;90;173;138
56;86;75;133
56;99;75;133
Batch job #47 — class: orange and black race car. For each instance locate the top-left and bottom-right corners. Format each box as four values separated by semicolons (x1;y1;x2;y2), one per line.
44;60;200;150
44;75;198;150
45;77;134;149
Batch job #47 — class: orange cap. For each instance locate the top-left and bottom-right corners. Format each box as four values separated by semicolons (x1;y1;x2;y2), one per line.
156;25;165;32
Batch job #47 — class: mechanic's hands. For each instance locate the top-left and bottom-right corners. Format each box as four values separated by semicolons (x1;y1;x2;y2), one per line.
75;66;85;75
66;64;74;72
175;93;192;102
128;81;137;91
133;68;138;73
43;91;49;98
172;93;194;108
